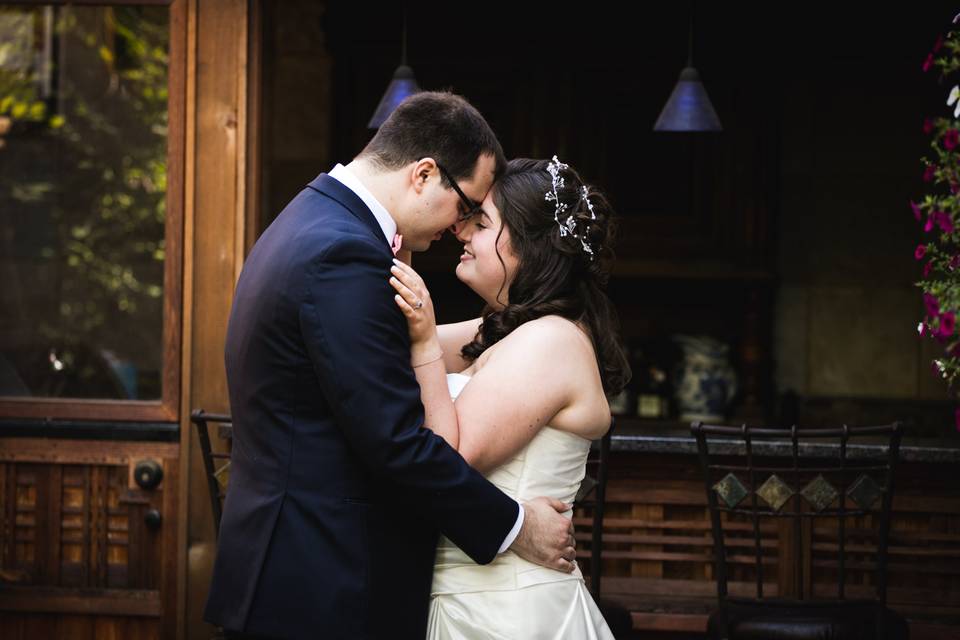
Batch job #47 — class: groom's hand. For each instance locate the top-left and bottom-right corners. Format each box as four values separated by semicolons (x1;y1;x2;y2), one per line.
510;497;577;573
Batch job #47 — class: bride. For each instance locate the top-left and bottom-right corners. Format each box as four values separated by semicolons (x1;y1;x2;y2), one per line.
389;156;631;639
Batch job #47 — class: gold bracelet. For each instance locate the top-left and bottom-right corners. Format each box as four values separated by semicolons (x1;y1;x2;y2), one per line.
412;351;444;368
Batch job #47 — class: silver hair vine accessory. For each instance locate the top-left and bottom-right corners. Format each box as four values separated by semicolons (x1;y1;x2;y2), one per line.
545;155;597;260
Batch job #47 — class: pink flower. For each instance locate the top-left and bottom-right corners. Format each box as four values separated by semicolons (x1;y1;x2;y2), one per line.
945;130;959;150
925;292;940;316
924;261;933;278
924;165;937;182
941;312;957;338
924;52;935;72
916;244;928;260
924;118;935;134
938;211;955;234
912;201;922;220
930;210;956;233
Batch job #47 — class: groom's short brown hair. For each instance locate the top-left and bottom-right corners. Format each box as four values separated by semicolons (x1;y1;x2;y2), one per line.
359;91;507;186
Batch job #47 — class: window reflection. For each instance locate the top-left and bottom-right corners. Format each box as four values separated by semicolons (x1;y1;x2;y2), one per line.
0;5;169;400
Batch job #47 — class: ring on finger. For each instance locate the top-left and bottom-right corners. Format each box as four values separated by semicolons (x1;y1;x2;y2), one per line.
414;299;423;310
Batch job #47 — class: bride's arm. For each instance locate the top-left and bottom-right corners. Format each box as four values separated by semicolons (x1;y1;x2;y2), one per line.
452;321;578;472
409;341;460;450
437;318;482;373
390;260;460;448
395;252;480;374
405;322;577;472
390;262;582;469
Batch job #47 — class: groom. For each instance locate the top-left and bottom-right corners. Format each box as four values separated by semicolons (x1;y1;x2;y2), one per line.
204;92;577;639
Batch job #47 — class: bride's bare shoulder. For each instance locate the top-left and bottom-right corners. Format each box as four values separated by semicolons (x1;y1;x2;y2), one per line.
510;315;592;344
493;315;596;362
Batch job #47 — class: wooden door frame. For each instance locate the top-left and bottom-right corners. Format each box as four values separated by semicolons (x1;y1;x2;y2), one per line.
177;0;260;638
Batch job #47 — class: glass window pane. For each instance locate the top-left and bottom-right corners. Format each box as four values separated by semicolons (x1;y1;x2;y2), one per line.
0;5;169;400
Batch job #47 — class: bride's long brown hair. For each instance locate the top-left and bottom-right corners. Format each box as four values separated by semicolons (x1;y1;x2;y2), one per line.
460;158;631;396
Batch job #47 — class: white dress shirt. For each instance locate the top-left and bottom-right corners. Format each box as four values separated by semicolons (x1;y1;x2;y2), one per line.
326;164;524;554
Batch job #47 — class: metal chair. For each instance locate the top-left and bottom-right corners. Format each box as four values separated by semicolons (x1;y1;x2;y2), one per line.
691;421;909;640
190;409;233;537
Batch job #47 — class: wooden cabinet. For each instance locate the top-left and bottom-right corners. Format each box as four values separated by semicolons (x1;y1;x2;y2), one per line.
0;437;179;639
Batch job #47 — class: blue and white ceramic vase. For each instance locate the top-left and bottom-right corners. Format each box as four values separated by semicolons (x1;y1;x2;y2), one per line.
672;335;738;423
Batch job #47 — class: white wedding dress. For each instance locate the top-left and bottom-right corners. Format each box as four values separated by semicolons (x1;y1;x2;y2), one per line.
426;373;615;640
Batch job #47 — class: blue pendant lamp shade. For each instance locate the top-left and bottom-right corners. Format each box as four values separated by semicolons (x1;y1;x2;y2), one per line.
368;15;421;129
653;66;722;131
653;7;722;132
367;64;420;129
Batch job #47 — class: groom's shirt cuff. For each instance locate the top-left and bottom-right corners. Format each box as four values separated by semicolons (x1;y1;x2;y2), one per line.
497;500;524;553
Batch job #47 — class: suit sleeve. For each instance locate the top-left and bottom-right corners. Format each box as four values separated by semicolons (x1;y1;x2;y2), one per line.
299;235;519;564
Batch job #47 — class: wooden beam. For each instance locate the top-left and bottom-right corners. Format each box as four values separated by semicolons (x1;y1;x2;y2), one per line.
631;612;708;632
0;439;177;466
0;588;161;617
181;1;250;639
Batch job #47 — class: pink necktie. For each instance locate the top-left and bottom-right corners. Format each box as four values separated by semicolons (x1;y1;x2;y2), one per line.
391;233;403;256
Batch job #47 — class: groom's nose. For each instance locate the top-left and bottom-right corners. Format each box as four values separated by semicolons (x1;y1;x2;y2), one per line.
450;219;469;240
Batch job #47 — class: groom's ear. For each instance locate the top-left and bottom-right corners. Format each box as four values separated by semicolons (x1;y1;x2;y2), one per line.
410;158;437;194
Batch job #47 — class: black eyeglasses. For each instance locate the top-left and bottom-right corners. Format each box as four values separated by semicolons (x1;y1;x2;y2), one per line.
435;162;484;220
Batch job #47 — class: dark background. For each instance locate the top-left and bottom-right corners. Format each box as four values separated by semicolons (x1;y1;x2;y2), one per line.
255;2;959;433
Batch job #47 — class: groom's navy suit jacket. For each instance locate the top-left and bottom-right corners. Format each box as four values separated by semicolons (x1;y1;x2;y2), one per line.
203;174;519;639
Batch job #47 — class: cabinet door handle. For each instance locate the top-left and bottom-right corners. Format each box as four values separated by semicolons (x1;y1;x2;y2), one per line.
144;508;162;530
134;459;164;490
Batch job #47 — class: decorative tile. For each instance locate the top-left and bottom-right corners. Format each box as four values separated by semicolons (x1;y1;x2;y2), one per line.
801;474;839;512
713;473;748;509
757;474;795;511
847;474;883;510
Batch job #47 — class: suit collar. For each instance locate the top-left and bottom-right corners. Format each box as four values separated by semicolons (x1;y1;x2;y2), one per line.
306;173;391;249
327;164;398;244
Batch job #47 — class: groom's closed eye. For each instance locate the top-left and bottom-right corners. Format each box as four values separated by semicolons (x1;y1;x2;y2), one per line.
458;206;485;223
458;205;482;221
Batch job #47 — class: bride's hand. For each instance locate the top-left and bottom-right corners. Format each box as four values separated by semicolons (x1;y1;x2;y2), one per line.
389;258;440;352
